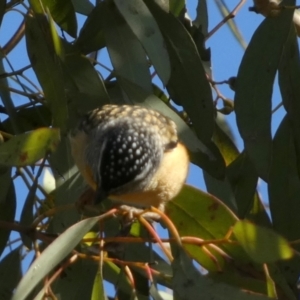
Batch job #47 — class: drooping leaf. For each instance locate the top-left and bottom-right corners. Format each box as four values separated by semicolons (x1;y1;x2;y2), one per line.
268;116;300;285
264;264;277;298
0;247;22;300
51;260;98;300
214;0;247;49
194;0;208;35
203;122;240;212
71;0;94;15
235;8;294;181
233;220;293;264
12;215;105;300
29;0;77;37
74;4;105;53
278;21;300;179
25;14;68;132
0;167;16;257
19;181;38;249
145;0;214;145
63;52;110;128
269;116;300;239
169;0;185;16
227;152;258;218
114;0;171;85
1;106;52;134
91;270;107;300
166;185;246;271
47;137;82;233
100;1;152;93
0;128;60;167
172;246;270;300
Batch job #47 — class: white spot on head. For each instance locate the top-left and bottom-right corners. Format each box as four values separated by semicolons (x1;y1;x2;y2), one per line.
122;144;126;149
136;149;141;155
118;148;123;154
132;142;137;149
128;136;132;142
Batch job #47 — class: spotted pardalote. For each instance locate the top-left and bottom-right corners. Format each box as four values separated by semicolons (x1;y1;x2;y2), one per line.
69;105;189;211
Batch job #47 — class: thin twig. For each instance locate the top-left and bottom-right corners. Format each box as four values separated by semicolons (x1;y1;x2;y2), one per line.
206;0;247;41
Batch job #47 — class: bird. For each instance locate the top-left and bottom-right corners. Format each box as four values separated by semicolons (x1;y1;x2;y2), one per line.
69;104;189;212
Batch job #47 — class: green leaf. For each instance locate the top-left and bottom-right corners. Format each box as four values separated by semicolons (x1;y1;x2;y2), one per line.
0;167;16;257
268;116;300;285
47;137;82;232
30;0;77;38
0;247;22;300
100;1;152;93
25;15;68;132
0;128;60;166
278;21;300;179
51;260;98;300
91;271;107;300
144;0;214;145
71;0;94;15
172;246;270;300
203;123;240;212
1;106;52;134
169;0;185;16
0;0;6;27
269;116;300;240
167;185;243;271
63;52;110;128
12;215;105;300
20;182;37;249
103;261;138;298
194;0;208;35
264;264;277;298
227;152;258;218
234;9;294;181
114;0;170;85
233;220;294;263
74;4;105;53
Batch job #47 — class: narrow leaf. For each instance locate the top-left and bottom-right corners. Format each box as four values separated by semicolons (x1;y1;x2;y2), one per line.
12;215;104;300
172;246;270;300
114;0;170;85
0;248;22;300
25;15;68;132
30;0;77;37
0;167;16;257
101;2;152;93
145;0;214;144
71;0;94;15
278;21;300;179
91;271;107;300
167;185;244;271
233;220;293;263
235;9;294;180
0;128;60;166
